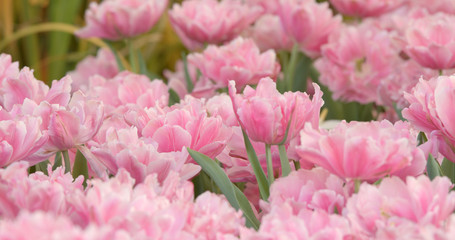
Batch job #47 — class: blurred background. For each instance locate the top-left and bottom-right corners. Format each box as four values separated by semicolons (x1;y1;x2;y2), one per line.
0;0;186;85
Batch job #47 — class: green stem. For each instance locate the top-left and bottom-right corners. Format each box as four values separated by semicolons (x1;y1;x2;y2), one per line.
293;160;301;170
439;69;443;76
127;39;138;73
181;52;194;93
265;144;274;184
72;149;89;188
286;44;300;91
278;144;292;177
62;150;71;173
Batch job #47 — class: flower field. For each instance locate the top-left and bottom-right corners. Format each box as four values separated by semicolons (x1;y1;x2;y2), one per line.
1;0;455;239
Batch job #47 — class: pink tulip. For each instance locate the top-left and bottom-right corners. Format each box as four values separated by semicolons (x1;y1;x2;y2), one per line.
409;0;455;14
168;0;262;50
69;48;119;93
86;72;169;115
0;113;48;167
296;120;426;181
278;0;341;57
218;126;282;182
164;60;218;99
0;67;72;111
241;203;352;239
265;168;353;215
346;176;455;237
187;192;245;239
229;77;323;145
76;0;168;40
188;37;280;89
405;12;455;70
403;75;455;163
329;0;405;18
244;14;293;52
88;126;200;183
315;23;402;104
0;54;19;84
205;94;239;127
47;91;104;151
0;162;84;218
0;212;86;240
377;59;438;109
142;107;232;160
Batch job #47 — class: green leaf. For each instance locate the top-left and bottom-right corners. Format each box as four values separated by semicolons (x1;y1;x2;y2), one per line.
393;103;405;121
138;51;160;80
52;151;62;171
168;88;180;106
187;148;260;229
104;40;126;71
62;150;71;174
35;160;50;175
72;149;89;188
441;158;455;183
427;154;442;180
233;184;260;229
47;0;83;80
418;132;428;146
278;144;292;177
181;52;194;93
242;130;270;200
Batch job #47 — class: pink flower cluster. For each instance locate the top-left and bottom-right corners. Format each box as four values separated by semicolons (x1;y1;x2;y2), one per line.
403;75;455;163
0;163;245;239
6;0;455;237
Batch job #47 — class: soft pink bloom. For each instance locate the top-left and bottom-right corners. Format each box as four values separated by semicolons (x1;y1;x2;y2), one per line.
409;0;455;14
329;0;405;18
345;176;455;238
218;126;282;182
377;59;438;108
0;68;69;111
405;12;455;70
264;168;353;215
76;0;168;40
86;71;169;115
164;60;218;99
69;169;245;238
186;192;245;240
241;203;352;239
205;94;239;127
296;120;426;181
229;77;323;145
245;0;279;14
46;91;104;151
141;105;232;160
0;212;86;240
88;126;200;183
278;0;341;57
0;54;19;84
315;23;401;104
244;14;293;52
0;112;48;167
188;37;280;89
69;48;119;93
168;0;262;50
0;162;84;218
403;75;455;163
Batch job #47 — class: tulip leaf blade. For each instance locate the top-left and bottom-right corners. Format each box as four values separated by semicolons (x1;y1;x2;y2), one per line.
72;149;89;188
181;52;194;93
242;130;270;200
441;158;455;183
188;148;260;229
427;154;442;180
